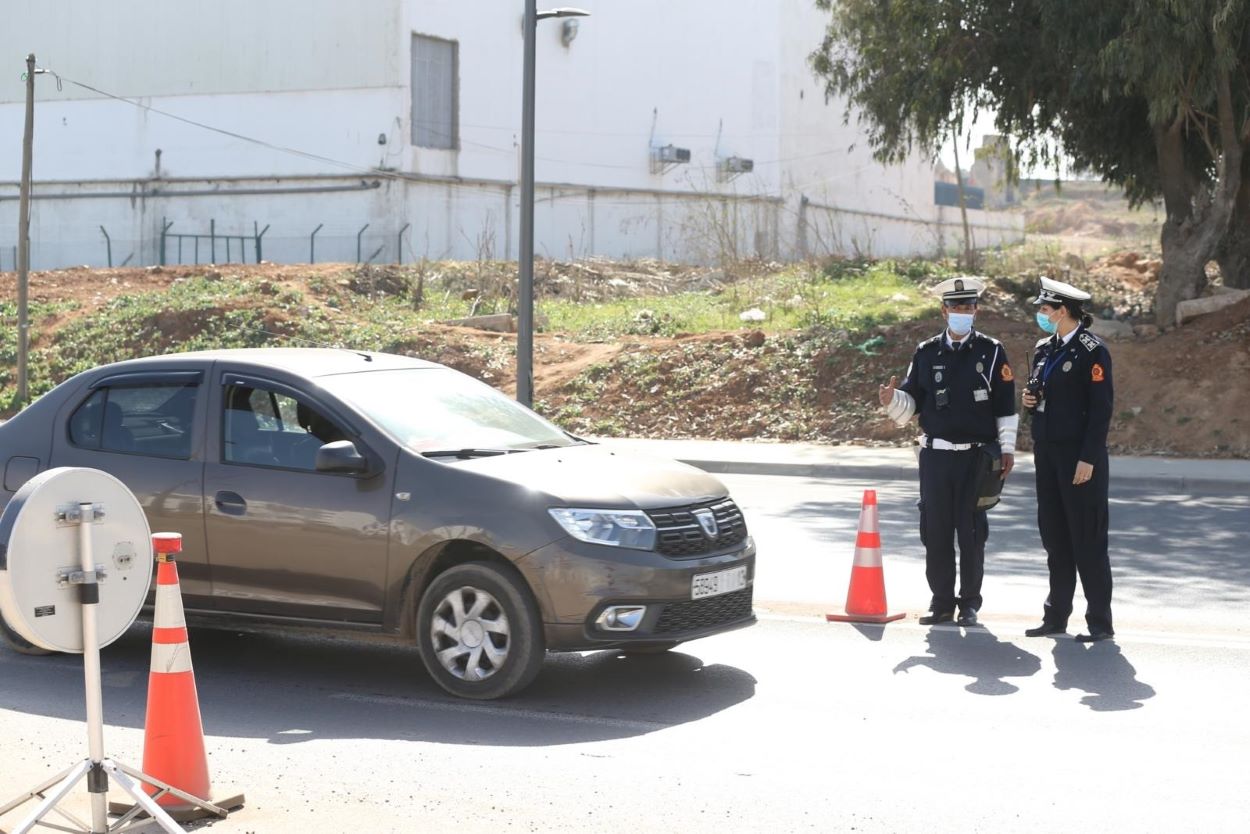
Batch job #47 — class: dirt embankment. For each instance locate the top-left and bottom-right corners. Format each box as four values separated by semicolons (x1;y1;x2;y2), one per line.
2;255;1247;458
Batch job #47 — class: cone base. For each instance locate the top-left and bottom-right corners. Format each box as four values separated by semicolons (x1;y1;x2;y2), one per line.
826;611;905;624
110;791;245;822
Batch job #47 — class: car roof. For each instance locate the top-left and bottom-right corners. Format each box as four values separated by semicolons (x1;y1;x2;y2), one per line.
91;348;443;379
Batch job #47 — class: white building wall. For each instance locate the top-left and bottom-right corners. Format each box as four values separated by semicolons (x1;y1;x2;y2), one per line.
0;0;1021;272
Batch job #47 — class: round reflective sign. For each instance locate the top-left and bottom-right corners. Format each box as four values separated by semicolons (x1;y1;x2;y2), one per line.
0;467;152;653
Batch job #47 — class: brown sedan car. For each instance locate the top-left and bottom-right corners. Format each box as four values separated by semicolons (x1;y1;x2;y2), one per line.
0;349;756;698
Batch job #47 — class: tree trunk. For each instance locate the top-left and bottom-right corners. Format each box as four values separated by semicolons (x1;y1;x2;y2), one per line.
1157;220;1215;326
1216;160;1250;289
952;133;975;270
1216;219;1250;289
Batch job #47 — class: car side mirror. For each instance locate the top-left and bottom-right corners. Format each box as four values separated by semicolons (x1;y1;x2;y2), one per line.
315;440;370;475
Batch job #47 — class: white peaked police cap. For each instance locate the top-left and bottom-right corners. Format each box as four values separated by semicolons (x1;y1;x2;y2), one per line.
1035;276;1092;305
931;276;986;304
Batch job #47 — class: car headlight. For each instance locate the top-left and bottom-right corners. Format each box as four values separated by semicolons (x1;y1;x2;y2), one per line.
548;508;657;550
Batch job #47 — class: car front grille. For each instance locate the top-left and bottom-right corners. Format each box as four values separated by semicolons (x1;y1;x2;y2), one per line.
653;587;754;635
648;499;748;558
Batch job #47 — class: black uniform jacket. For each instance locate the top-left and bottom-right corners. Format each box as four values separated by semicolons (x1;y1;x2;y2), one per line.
899;330;1016;444
1027;325;1114;462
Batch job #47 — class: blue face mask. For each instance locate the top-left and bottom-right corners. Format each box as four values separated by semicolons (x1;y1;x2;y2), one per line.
947;312;975;336
1036;311;1058;334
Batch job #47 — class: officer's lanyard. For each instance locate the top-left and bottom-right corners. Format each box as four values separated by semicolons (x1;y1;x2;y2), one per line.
1040;337;1069;384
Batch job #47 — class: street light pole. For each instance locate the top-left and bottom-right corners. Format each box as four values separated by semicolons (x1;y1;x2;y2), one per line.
518;1;538;407
517;5;588;408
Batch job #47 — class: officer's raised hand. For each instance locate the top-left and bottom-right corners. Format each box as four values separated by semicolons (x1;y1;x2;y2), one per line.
878;375;898;407
1021;389;1039;410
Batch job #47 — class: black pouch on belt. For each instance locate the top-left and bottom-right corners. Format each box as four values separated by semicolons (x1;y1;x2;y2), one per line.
975;441;1005;511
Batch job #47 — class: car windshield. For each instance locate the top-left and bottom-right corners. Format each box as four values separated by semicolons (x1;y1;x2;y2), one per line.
318;367;579;454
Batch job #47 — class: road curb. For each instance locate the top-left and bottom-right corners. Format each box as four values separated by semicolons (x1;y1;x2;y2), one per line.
677;457;1250;494
678;459;918;482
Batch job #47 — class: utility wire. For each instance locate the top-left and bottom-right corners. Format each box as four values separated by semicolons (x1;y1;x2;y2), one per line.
38;65;853;185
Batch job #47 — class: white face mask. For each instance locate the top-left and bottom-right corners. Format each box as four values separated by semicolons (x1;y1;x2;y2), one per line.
947;312;975;336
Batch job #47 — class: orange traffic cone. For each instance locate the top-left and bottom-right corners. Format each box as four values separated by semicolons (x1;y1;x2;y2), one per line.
826;490;905;624
142;532;212;809
111;533;244;822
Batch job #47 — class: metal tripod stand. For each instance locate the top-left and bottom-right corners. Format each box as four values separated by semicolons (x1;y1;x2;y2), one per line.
0;503;225;833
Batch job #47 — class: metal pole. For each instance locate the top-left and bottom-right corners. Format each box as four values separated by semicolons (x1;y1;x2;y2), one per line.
100;226;112;268
255;222;269;264
77;503;108;832
210;218;216;264
357;223;369;263
398;223;410;265
518;0;538;407
16;54;37;407
310;223;323;264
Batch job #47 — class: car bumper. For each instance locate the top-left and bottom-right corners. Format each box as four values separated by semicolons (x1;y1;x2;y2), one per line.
517;535;757;651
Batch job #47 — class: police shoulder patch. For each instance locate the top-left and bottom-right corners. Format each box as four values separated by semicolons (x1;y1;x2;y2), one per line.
1078;332;1101;352
1001;363;1014;382
1091;363;1105;382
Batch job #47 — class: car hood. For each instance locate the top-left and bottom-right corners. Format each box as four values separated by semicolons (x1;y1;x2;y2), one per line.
441;444;727;509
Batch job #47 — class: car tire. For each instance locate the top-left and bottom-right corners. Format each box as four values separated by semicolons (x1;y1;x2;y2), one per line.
416;561;545;700
620;641;680;655
0;616;52;656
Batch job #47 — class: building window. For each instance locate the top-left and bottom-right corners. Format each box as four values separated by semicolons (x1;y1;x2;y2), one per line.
412;33;458;150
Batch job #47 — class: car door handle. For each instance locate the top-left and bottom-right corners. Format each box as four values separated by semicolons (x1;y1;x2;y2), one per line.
214;490;247;515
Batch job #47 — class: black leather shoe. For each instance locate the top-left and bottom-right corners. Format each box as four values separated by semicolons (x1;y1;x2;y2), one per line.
957;609;979;627
1024;622;1066;637
919;612;954;626
1075;630;1115;643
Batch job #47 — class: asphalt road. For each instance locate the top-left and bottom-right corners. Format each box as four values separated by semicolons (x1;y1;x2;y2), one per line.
1;472;1247;833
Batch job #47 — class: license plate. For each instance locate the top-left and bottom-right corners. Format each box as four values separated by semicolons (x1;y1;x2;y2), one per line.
691;565;748;600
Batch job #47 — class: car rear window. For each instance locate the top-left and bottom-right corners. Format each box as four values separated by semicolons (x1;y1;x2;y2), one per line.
68;384;198;459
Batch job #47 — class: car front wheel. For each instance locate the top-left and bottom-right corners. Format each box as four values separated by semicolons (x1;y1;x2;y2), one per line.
0;616;52;656
416;562;545;700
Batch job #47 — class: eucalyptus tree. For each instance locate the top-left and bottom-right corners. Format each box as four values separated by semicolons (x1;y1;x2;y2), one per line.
811;0;1250;325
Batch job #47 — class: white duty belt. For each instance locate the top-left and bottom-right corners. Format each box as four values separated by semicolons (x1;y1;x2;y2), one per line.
919;435;983;451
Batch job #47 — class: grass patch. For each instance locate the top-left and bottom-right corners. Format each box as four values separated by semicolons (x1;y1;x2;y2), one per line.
538;259;942;340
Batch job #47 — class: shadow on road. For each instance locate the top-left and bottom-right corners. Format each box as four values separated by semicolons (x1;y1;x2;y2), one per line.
0;625;755;748
892;627;1042;695
780;485;1250;606
1051;639;1156;712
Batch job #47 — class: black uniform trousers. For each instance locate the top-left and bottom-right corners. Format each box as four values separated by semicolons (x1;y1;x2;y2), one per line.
918;447;987;615
1033;441;1113;633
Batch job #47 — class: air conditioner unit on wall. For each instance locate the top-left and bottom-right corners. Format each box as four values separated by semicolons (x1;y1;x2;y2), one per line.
651;144;692;175
716;155;755;182
656;145;691;164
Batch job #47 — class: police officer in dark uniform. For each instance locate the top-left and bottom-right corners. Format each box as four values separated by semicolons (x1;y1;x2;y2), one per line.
1022;277;1115;642
879;277;1017;627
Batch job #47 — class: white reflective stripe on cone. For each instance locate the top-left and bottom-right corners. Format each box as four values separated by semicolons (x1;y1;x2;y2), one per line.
151;641;194;674
853;545;884;568
153;584;188;628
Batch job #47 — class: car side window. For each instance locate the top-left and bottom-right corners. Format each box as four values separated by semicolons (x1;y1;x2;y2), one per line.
223;384;347;471
68;384;198;459
69;390;106;449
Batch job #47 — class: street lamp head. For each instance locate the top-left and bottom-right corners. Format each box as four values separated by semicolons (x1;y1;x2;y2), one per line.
538;7;590;19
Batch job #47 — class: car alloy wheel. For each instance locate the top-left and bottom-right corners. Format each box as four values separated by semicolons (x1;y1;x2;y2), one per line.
429;585;510;682
416;561;544;700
